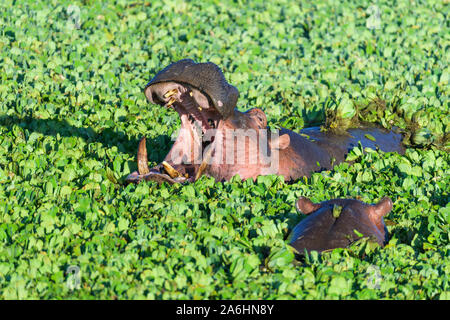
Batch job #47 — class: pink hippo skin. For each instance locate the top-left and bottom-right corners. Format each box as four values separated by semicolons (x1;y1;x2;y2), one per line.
288;197;393;253
125;59;404;184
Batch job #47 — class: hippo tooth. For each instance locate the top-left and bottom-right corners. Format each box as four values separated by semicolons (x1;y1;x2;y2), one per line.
164;97;177;108
164;88;178;98
162;161;182;178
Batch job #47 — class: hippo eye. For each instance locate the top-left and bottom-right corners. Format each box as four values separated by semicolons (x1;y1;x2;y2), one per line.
254;113;266;128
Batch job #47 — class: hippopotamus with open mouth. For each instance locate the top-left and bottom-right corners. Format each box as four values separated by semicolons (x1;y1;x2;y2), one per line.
126;59;404;184
288;197;393;254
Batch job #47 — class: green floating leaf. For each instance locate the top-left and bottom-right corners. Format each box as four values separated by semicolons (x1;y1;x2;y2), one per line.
336;94;356;119
353;229;364;237
266;246;295;270
230;254;260;280
105;167;119;184
333;205;343;218
117;217;129;232
412;128;434;146
328;276;352;296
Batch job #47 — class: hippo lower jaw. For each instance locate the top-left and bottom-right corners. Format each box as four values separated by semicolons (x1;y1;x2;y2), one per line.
125;82;224;184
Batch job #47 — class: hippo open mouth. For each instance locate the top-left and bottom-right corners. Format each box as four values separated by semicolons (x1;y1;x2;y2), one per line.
125;59;239;184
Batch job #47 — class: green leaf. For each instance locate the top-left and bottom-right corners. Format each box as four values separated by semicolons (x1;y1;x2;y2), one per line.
336;94;356;119
266;246;295;270
117;217;129;232
364;134;376;142
333;205;343;218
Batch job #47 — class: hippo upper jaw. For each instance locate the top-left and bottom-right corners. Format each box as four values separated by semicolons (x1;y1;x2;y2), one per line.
144;59;239;119
145;81;223;135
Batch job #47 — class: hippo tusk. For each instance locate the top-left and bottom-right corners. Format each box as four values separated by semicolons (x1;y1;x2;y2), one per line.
162;161;182;178
195;145;213;181
137;137;150;175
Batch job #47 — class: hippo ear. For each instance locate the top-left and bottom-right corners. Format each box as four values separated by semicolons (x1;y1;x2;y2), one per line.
369;197;393;220
278;134;290;150
271;134;290;150
296;197;321;215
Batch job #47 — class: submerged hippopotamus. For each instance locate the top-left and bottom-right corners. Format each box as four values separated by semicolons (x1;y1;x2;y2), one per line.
126;59;404;184
288;197;393;254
